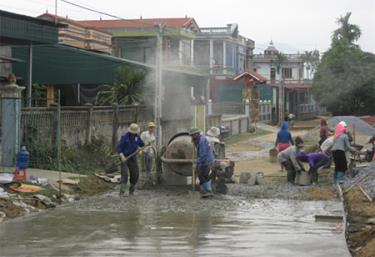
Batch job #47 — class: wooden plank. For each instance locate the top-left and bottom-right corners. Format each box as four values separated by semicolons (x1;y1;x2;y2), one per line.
358;185;373;202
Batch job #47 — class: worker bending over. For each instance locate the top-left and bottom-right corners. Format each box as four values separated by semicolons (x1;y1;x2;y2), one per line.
277;136;305;184
189;128;215;197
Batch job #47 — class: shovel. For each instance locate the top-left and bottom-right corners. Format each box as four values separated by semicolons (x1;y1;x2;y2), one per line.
105;144;150;173
189;148;201;199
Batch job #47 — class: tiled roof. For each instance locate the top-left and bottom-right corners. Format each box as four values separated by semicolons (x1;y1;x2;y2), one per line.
77;17;198;30
233;70;268;83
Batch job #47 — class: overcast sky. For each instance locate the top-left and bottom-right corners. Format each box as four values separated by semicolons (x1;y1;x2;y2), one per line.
1;0;374;53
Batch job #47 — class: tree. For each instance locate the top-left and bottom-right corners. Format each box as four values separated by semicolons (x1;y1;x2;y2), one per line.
301;50;320;79
96;65;146;106
313;13;375;115
332;12;361;45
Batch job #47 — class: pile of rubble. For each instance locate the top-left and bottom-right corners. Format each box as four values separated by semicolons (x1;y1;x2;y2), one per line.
343;161;375;201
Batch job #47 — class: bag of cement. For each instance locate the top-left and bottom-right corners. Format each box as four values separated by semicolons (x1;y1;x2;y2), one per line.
255;172;265;185
269;148;278;163
296;171;311;186
239;172;251;184
321;136;334;153
247;173;256;186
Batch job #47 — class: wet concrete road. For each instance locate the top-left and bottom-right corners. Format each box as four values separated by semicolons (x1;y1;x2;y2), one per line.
0;189;351;257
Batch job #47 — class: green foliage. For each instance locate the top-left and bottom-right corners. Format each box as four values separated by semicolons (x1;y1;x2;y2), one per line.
312;13;375;115
96;65;146;105
31;83;47;107
332;12;361;45
22;130;117;174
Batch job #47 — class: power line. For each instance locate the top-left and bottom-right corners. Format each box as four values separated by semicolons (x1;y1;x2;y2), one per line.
60;0;183;34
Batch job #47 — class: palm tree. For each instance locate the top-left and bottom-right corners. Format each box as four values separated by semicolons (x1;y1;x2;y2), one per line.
96;65;145;106
332;12;361;45
301;50;320;79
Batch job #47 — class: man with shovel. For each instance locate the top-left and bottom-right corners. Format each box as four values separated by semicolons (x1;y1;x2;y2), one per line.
117;123;145;196
189;128;214;198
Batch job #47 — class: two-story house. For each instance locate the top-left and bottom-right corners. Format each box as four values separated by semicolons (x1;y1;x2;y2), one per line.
253;41;317;121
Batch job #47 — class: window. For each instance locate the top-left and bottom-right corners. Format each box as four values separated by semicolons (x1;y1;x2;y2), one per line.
282;67;293;79
270;67;276;80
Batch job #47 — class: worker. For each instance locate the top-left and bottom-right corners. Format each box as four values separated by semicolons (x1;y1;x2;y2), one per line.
189;127;215;197
275;121;294;171
297;152;330;185
366;135;375;161
116;123;145;196
140;122;156;177
331;122;357;184
319;118;333;146
277;136;305;184
206;126;221;158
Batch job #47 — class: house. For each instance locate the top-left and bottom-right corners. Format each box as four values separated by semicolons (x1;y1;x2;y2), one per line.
253;41;317;121
194;23;254;76
38;13;113;54
78;17;199;66
77;17;209;120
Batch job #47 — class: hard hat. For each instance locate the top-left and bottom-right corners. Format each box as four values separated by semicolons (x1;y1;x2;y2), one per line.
148;122;156;128
188;127;201;136
206;127;220;137
128;123;140;134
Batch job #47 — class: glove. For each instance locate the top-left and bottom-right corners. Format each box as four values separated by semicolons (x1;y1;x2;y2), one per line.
119;153;127;163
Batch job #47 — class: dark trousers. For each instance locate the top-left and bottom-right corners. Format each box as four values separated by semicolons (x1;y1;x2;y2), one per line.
120;158;139;186
332;150;347;183
309;158;329;183
196;165;211;185
281;161;296;184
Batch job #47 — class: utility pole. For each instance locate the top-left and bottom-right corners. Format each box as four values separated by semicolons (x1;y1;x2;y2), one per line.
278;69;284;125
155;24;164;148
55;0;58;24
27;43;33;108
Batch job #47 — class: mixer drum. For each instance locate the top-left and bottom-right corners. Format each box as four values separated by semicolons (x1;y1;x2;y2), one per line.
162;133;194;177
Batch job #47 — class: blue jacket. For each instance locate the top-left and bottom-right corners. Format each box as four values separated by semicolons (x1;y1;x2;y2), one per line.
196;134;214;166
116;132;145;160
275;122;294;145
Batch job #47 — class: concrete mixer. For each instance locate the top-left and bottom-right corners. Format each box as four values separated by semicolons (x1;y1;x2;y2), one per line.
161;132;234;194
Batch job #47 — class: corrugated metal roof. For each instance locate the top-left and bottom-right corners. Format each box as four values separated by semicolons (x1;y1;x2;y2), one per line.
12;44;208;85
0;10;61;45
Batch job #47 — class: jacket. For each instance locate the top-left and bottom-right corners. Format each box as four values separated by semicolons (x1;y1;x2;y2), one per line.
275;122;294;145
196;134;214;166
116;132;145;160
277;146;303;171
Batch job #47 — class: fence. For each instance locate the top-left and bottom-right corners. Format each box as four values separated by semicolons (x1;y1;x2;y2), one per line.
212;101;245;115
298;104;317;120
221;115;250;135
21;105;153;147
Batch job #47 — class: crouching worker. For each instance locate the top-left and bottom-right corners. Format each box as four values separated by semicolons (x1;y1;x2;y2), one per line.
189;128;215;198
297;152;329;185
116;123;145;196
277;136;305;184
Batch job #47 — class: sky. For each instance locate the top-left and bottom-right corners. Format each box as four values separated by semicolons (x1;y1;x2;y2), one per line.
1;0;374;54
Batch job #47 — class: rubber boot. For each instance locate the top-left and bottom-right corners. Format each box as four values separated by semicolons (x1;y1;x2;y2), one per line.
119;183;127;196
334;171;345;184
201;181;213;198
129;184;135;195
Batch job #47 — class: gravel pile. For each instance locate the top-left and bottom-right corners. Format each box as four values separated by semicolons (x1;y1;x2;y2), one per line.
328;116;375;136
343;161;375;200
